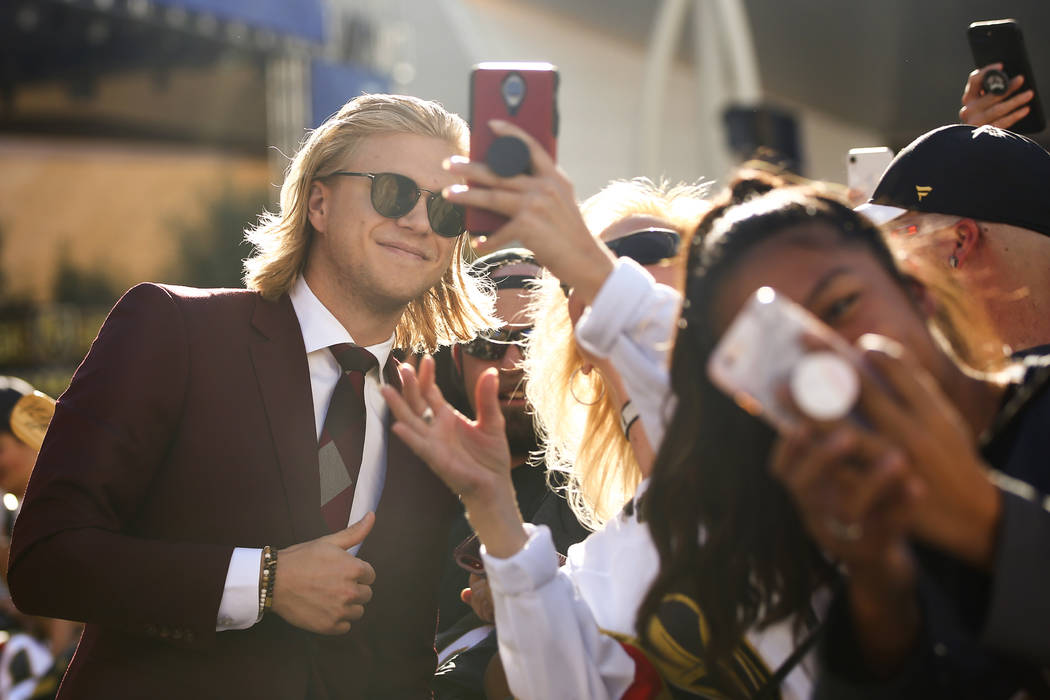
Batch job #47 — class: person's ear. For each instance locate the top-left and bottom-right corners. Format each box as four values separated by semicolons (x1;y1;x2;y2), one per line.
307;180;330;234
951;218;981;268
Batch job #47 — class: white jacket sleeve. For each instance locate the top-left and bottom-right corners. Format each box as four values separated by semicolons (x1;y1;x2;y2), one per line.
483;524;637;700
574;258;680;449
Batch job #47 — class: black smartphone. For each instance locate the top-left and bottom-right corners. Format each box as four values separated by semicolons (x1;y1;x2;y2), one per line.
467;62;559;235
968;19;1045;133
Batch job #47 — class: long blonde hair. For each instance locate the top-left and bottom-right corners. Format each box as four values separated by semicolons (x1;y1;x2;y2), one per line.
524;178;710;530
243;93;496;353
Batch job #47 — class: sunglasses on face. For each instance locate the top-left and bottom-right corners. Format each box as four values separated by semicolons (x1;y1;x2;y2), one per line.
461;326;532;361
323;171;466;238
454;534;485;577
604;227;681;264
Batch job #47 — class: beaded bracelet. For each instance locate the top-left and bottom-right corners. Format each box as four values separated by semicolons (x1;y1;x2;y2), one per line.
257;546;278;622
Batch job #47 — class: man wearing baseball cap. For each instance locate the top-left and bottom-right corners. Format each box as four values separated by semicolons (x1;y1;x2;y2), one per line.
857;123;1050;353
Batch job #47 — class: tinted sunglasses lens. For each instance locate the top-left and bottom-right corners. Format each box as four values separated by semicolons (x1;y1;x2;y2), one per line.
463;337;505;360
456;553;485;574
428;195;465;238
370;173;419;217
607;230;680;265
454;535;485;575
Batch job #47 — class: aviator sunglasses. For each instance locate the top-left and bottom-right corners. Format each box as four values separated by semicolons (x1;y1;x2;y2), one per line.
461;326;532;361
323;171;466;238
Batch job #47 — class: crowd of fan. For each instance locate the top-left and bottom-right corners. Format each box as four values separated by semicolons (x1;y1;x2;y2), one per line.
2;62;1049;700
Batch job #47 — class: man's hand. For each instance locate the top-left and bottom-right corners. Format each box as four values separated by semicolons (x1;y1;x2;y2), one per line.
271;512;377;635
959;63;1034;130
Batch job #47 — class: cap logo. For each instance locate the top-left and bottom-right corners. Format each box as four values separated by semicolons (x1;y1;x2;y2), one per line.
916;185;932;201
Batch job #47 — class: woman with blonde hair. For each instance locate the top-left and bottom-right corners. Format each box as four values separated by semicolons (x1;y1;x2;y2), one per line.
524;178;709;529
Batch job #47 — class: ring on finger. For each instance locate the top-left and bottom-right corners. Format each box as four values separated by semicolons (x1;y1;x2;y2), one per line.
421;407;435;426
825;516;863;542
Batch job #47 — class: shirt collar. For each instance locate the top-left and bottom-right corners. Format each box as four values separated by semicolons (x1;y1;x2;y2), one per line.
289;276;395;372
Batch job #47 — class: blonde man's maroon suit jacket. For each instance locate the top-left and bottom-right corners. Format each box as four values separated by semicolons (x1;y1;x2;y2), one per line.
9;283;459;699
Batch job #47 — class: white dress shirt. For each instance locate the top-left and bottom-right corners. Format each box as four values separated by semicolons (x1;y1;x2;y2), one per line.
216;276;394;631
484;484;816;700
483;258;818;699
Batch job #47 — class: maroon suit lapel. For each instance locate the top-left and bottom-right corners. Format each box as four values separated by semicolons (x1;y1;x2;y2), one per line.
247;293;328;543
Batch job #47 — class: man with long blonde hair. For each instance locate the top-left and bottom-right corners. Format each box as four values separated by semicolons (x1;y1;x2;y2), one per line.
10;93;494;699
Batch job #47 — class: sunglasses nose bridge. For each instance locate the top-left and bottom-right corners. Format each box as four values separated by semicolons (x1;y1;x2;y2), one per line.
394;187;434;234
498;341;524;367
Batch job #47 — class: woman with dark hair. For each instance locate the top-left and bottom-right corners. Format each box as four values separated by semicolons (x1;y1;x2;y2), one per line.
385;123;820;698
639;181;1050;698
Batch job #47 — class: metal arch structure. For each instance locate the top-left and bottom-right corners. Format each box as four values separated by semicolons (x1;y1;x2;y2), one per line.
638;0;761;180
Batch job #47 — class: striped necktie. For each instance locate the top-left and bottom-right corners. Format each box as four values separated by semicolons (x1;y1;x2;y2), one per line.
318;344;379;532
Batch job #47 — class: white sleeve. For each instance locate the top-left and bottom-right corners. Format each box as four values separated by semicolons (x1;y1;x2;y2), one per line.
575;257;680;449
483;524;636;700
215;548;261;631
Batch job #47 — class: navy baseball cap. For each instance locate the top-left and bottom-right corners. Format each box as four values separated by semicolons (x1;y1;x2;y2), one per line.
857;124;1050;237
471;248;539;289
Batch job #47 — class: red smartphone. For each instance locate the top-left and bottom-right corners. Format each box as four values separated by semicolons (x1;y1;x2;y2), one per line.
467;62;559;235
968;19;1045;133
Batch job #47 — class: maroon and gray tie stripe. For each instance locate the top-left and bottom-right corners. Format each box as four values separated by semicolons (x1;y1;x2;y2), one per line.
319;344;378;533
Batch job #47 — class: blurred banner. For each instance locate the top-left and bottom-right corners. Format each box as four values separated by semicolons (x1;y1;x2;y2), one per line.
149;0;325;43
311;60;390;127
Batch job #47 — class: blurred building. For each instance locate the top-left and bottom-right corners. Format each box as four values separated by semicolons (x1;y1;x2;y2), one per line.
0;0;386;393
347;0;1050;193
2;0;1048;393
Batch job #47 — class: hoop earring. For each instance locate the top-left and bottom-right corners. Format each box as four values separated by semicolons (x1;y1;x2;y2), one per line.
569;367;606;406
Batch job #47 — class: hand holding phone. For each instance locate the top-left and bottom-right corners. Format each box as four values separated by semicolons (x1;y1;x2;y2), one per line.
846;147;894;205
967;19;1045;133
467;62;559;235
707;287;861;432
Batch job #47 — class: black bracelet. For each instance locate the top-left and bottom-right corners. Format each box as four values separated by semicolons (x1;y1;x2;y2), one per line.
620;400;640;437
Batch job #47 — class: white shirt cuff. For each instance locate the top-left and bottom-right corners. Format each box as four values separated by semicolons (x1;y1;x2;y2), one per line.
576;258;658;358
216;547;261;631
482;524;560;596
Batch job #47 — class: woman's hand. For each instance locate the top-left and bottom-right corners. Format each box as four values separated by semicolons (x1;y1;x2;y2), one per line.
771;422;921;671
852;335;1002;570
443;121;616;305
771;422;917;588
959;63;1034;130
381;356;528;558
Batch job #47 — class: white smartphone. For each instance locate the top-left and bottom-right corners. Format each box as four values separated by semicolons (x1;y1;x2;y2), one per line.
707;287;860;432
846;147;894;203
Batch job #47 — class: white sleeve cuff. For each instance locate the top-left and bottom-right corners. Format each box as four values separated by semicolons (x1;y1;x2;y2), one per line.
576;258;658;358
482;524;560;596
216;547;262;631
